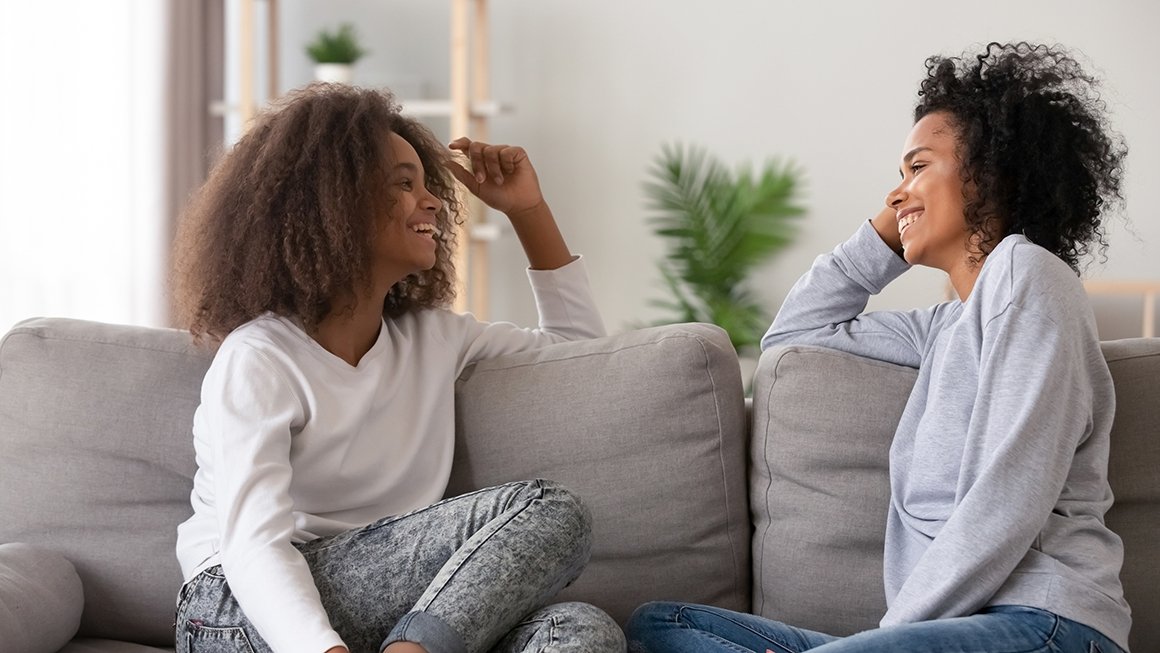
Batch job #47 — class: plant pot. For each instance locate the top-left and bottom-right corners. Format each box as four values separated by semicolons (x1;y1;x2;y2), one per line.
313;63;353;84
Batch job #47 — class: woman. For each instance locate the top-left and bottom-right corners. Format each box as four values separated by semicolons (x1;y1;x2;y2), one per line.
171;84;625;653
627;42;1131;653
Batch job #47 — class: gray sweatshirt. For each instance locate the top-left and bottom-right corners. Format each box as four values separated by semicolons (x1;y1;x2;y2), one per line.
762;221;1132;651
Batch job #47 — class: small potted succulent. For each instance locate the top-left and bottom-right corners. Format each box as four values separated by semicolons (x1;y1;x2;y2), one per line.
306;23;367;84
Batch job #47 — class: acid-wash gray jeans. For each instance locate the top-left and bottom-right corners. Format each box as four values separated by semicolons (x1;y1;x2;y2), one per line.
174;479;626;653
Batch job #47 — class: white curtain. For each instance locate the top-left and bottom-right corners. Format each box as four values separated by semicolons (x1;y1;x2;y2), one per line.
0;1;169;333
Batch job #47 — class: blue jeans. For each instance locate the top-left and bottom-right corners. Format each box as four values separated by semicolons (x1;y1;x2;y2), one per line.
175;479;625;653
626;602;1124;653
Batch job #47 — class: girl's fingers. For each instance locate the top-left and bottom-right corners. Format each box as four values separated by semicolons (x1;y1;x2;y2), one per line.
483;145;504;184
447;137;477;179
443;159;477;192
467;140;488;183
449;138;524;185
500;146;525;175
448;138;487;184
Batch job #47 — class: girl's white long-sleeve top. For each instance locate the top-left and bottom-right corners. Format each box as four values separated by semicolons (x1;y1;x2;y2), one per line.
175;257;605;653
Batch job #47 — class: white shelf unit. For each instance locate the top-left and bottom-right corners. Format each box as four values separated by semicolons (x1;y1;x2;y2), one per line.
400;99;511;118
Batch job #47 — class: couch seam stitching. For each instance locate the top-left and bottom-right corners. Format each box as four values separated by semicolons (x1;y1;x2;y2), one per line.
695;334;748;608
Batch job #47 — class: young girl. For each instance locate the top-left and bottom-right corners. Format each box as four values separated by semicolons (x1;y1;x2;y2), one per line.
627;43;1132;653
171;84;625;653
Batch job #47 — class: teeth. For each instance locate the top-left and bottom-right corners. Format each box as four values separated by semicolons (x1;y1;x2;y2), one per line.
411;223;441;237
897;212;920;234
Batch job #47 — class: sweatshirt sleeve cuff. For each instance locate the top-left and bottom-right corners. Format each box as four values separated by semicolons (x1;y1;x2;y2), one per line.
837;221;912;294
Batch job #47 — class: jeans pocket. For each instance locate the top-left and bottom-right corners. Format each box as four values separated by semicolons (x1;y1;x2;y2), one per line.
182;619;258;653
1090;643;1104;653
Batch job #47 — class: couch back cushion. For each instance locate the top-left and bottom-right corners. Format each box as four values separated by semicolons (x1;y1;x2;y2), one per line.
750;345;914;635
449;323;751;623
1101;338;1160;653
0;318;209;646
751;340;1160;652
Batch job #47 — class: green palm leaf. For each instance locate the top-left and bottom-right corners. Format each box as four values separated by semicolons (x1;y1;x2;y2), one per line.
645;143;804;354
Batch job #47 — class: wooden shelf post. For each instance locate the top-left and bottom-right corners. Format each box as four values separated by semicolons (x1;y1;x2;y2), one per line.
449;0;493;318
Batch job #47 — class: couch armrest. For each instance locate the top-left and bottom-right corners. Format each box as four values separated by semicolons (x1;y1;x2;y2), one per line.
0;543;84;653
0;317;206;646
449;323;750;623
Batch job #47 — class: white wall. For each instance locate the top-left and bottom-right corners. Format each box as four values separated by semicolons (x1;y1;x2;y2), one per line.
277;0;1160;335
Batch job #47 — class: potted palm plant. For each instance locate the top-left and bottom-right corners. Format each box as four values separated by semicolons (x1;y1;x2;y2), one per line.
644;143;805;360
306;24;367;84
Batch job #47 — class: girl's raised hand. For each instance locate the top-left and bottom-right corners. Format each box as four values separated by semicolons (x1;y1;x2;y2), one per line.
446;138;545;218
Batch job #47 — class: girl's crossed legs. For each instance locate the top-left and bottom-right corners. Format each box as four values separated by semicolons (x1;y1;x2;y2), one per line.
176;479;624;653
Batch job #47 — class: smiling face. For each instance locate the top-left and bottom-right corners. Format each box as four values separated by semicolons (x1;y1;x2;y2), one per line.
369;132;444;292
886;112;975;277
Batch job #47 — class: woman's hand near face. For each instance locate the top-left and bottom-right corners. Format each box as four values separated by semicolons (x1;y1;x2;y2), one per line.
445;138;574;270
871;204;905;257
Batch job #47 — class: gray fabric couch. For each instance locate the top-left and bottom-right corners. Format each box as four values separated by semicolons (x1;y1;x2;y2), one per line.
0;317;1155;653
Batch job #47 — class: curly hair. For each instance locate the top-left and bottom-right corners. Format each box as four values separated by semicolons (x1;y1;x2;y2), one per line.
914;42;1127;272
172;84;462;343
